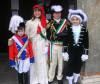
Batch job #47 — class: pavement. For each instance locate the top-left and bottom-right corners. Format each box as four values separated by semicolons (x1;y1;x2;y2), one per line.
0;53;72;84
0;53;18;84
1;53;99;84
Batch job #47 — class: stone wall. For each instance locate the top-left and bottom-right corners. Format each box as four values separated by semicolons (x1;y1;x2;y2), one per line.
77;0;100;83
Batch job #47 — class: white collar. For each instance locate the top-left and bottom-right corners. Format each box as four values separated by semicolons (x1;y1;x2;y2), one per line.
72;25;81;27
54;18;61;23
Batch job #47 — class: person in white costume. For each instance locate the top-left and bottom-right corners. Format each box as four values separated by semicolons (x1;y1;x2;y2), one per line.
25;4;48;84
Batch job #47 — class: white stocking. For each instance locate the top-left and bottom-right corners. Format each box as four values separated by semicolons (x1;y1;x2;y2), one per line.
66;76;73;84
73;73;80;83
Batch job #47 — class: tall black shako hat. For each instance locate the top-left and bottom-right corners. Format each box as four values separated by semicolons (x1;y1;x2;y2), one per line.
17;22;25;30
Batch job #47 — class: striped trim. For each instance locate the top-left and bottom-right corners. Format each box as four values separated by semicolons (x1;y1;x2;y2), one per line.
56;19;66;34
50;42;52;62
38;22;46;38
12;36;27;52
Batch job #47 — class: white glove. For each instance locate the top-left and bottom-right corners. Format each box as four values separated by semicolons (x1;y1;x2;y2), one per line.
62;53;69;61
81;54;88;61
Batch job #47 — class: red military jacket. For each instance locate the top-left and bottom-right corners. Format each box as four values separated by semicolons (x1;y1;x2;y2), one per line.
8;34;34;66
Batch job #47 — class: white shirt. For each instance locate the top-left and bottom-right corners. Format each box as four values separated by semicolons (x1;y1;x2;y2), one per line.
72;25;81;44
54;18;61;23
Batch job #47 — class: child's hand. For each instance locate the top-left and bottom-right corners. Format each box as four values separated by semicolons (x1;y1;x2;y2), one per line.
29;37;33;42
8;38;13;46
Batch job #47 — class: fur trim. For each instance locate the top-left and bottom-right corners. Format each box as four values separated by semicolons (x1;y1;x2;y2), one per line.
68;9;87;22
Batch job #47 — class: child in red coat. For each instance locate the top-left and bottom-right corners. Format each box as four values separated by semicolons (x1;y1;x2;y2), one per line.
8;22;34;84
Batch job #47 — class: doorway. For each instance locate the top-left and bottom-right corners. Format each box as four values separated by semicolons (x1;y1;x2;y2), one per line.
19;0;77;20
19;0;35;20
0;0;11;52
50;0;77;18
0;0;77;52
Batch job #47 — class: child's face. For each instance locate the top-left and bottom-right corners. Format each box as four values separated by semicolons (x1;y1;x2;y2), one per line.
71;16;80;26
33;8;41;18
53;12;61;20
17;29;25;37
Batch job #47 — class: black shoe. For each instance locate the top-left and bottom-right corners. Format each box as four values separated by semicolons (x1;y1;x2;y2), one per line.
73;82;79;84
23;72;29;84
48;81;53;84
18;73;24;84
58;80;63;84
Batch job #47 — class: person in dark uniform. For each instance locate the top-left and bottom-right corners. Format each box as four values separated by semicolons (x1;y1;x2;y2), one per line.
46;5;68;84
63;9;89;84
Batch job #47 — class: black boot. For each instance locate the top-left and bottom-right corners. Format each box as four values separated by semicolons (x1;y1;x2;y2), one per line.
18;73;24;84
48;81;52;84
58;80;63;84
73;82;79;84
48;81;53;84
23;72;29;84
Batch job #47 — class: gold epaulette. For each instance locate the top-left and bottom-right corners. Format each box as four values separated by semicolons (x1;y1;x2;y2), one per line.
46;20;55;29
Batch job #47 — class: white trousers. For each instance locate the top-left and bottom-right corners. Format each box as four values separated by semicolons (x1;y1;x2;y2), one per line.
15;58;30;73
49;44;63;82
